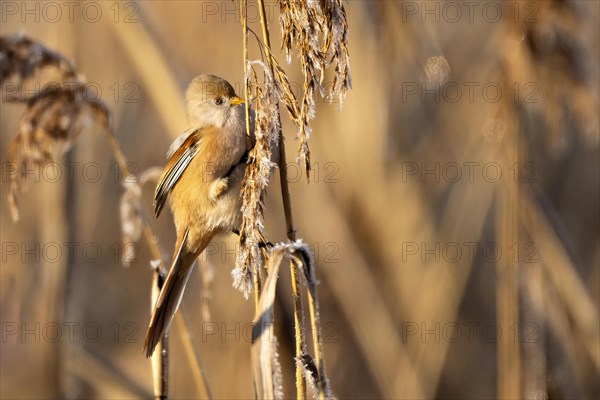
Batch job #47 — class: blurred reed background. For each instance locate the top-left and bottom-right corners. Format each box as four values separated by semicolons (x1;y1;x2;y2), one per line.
1;1;598;399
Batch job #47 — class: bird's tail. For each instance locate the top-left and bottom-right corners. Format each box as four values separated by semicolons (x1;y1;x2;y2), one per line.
144;230;202;357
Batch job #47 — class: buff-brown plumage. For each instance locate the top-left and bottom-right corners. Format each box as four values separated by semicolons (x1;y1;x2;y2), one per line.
144;74;249;357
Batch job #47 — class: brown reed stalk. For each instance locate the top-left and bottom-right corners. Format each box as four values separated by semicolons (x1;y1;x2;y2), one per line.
173;310;213;400
298;248;331;399
289;254;306;400
520;194;600;370
150;264;169;399
495;104;522;400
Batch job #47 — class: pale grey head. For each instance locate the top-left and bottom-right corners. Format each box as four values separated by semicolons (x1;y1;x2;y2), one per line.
185;74;245;128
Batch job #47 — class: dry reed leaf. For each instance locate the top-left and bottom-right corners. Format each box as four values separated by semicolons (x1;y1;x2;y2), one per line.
251;245;287;400
251;240;332;400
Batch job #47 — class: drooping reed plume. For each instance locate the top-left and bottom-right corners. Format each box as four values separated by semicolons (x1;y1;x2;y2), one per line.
1;33;110;221
279;0;351;175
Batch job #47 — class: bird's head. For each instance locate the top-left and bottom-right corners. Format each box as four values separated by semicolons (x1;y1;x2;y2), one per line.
185;74;245;128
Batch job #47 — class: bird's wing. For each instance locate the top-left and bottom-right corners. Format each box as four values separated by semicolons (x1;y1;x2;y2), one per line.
166;127;196;159
154;129;203;218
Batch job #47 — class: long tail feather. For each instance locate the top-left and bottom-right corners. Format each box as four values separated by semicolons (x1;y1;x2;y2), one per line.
144;230;198;357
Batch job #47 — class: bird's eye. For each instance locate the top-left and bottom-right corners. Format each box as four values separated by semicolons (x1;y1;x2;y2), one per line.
214;98;223;105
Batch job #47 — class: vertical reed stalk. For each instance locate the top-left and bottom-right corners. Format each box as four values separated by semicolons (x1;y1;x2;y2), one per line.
306;269;328;400
496;109;521;399
175;311;213;399
254;0;306;397
150;267;168;399
290;258;306;399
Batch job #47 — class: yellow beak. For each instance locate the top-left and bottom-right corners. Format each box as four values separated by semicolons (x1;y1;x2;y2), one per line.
230;96;245;106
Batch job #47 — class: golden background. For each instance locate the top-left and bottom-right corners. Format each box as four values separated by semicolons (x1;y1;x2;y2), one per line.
1;1;598;399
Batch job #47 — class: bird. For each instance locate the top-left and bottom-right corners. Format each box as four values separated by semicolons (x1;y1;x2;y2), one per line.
144;74;250;357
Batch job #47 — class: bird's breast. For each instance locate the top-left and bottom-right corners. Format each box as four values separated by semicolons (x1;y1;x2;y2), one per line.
169;120;247;243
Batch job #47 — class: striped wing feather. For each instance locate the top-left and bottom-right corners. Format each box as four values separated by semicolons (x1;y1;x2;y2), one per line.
154;131;202;218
